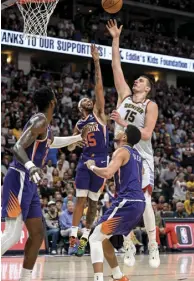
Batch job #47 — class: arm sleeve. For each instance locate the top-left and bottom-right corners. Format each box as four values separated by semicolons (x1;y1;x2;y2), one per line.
50;135;82;149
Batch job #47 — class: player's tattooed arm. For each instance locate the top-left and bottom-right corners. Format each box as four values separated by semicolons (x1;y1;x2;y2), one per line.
85;148;129;179
91;44;106;121
106;19;131;104
13;115;48;165
13;115;48;183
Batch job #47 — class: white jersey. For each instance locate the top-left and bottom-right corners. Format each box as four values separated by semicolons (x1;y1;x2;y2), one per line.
115;96;154;172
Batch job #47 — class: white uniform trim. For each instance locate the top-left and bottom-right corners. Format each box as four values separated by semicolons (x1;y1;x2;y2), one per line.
10;167;25;204
1;214;23;255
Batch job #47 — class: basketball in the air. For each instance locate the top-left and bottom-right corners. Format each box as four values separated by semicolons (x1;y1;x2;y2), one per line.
102;0;123;14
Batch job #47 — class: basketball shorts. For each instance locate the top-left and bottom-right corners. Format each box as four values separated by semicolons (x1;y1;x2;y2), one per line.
98;198;145;236
142;160;154;194
75;154;108;201
2;167;42;221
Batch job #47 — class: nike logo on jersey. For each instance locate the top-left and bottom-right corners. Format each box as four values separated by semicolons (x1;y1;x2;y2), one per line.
101;161;107;163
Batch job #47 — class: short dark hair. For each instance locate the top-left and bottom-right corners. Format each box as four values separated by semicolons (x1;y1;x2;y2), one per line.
33;86;55;111
125;125;141;146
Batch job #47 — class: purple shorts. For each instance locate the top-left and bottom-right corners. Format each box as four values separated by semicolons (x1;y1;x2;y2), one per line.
2;167;42;221
75;155;108;193
98;198;145;236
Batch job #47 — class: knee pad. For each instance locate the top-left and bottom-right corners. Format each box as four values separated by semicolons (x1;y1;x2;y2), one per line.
1;214;23;256
89;224;109;245
89;225;105;264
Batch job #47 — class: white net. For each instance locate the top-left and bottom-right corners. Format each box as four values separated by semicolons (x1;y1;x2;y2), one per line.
16;0;59;37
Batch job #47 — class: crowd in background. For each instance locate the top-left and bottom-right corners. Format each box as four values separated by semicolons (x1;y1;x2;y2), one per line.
136;0;194;12
1;2;194;59
1;60;194;254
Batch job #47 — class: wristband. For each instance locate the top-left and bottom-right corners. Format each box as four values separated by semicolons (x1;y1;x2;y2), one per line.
90;165;96;172
25;161;35;170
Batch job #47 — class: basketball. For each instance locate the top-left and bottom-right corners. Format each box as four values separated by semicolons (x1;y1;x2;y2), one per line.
102;0;123;14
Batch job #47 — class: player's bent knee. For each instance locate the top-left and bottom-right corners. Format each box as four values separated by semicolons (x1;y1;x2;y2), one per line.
89;224;107;244
88;190;101;202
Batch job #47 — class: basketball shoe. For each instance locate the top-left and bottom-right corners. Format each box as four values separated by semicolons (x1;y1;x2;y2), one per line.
113;275;130;281
123;239;136;267
148;241;160;268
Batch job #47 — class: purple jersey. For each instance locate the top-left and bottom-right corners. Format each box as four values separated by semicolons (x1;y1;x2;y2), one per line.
76;112;108;156
11;113;52;172
114;145;144;201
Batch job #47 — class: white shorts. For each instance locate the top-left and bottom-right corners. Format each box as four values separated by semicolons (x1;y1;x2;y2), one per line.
142;160;154;192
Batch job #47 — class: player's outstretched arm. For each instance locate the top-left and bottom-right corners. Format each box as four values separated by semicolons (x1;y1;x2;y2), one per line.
13;115;48;183
91;44;106;120
85;148;129;179
106;19;131;104
66;123;91;151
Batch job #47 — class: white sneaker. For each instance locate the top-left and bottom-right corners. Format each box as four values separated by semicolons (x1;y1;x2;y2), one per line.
148;242;160;268
123;239;136;267
51;250;57;255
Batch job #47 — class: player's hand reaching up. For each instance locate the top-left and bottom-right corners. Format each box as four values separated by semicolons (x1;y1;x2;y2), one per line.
29;166;43;184
91;44;99;62
106;19;123;38
85;159;96;170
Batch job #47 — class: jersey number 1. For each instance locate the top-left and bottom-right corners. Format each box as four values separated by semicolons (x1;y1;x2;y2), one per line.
124;110;137;123
87;132;96;147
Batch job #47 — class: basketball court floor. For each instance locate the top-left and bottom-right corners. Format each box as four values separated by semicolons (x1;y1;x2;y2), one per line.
1;253;194;281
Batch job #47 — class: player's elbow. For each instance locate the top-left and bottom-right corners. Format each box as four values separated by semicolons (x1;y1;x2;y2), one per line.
141;131;152;141
104;171;113;179
13;143;20;157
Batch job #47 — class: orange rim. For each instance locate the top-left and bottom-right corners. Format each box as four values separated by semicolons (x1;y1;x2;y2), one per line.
17;0;56;3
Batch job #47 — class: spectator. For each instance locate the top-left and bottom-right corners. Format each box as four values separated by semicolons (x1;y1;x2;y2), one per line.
47;160;54;174
173;202;187;218
51;119;60;136
57;160;66;179
58;153;70;171
173;175;187;201
42;166;53;187
152;202;178;250
160;163;177;202
186;174;194;192
184;192;194;217
45;201;60;255
52;168;61;184
40;178;52;200
12;120;22;140
56;199;63;216
63;189;76;210
60;201;82;237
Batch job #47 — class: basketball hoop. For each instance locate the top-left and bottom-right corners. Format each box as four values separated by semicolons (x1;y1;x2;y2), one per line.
16;0;59;37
